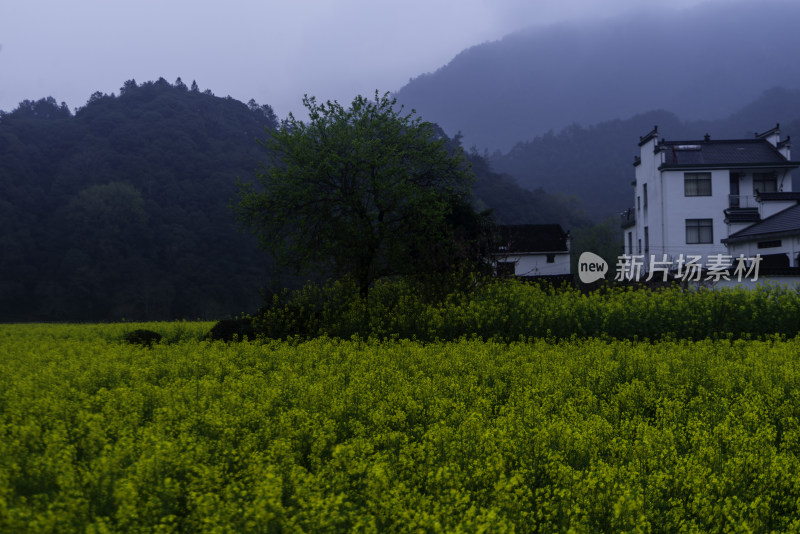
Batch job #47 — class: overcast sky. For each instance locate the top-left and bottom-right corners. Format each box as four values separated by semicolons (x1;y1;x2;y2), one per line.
1;0;718;118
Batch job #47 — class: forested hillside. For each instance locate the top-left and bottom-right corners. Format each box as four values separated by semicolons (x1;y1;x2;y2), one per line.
491;88;800;218
0;79;585;322
0;78;281;321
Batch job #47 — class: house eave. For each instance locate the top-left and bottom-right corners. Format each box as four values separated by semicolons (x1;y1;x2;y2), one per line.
722;229;800;244
755;123;781;139
658;162;800;171
492;250;569;256
638;126;658;147
755;192;800;202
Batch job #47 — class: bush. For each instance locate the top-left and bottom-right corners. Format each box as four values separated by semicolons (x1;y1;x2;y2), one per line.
253;278;800;342
205;318;256;342
122;329;162;347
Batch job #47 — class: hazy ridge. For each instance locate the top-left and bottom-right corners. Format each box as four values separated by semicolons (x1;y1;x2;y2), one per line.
490;87;800;218
396;1;800;152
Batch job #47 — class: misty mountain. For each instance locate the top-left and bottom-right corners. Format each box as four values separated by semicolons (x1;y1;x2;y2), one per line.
395;1;800;152
0;79;585;322
491;87;800;219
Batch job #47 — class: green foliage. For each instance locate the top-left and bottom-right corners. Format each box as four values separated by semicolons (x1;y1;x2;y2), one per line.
255;278;800;342
122;329;163;347
204;318;256;342
468;149;591;229
570;216;623;278
0;79;279;321
0;81;589;322
236;91;488;297
4;323;800;530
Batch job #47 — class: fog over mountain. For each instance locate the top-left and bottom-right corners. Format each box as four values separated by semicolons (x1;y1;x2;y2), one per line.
490;87;800;219
396;1;800;151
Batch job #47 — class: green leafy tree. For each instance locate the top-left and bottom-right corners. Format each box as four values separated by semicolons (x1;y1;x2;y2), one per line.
236;91;485;297
570;216;623;282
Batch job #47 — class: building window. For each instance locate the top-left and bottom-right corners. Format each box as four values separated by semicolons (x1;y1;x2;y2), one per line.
628;232;633;255
643;184;648;209
729;173;741;207
496;261;515;277
637;195;641;211
638;239;642;254
686;219;713;244
546;253;555;263
757;240;782;249
753;173;777;194
644;227;649;255
684;172;712;196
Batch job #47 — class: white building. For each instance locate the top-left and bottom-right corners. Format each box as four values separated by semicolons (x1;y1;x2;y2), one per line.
492;224;571;279
622;124;800;275
723;194;800;269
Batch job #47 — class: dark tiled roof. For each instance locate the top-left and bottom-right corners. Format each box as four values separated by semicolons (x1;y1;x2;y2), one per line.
659;139;796;167
724;208;760;224
723;205;800;243
493;224;569;253
638;126;659;147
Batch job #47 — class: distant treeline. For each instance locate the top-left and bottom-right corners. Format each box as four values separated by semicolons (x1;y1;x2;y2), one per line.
0;79;588;322
0;78;280;321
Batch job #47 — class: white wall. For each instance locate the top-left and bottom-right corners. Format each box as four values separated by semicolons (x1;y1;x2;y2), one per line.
727;236;800;267
727;221;754;236
630;135;796;271
625;229;634;255
659;168;729;262
632;136;662;258
502;253;571;276
634;139;729;265
760;199;796;219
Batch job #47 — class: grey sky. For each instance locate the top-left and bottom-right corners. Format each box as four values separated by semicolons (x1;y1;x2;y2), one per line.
1;0;717;118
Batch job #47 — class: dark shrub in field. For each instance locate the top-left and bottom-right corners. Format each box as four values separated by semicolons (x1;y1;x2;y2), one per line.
205;318;256;342
123;329;162;347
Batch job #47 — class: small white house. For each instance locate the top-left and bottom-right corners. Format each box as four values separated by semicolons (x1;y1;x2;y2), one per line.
492;224;571;279
722;196;800;268
622;124;800;278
